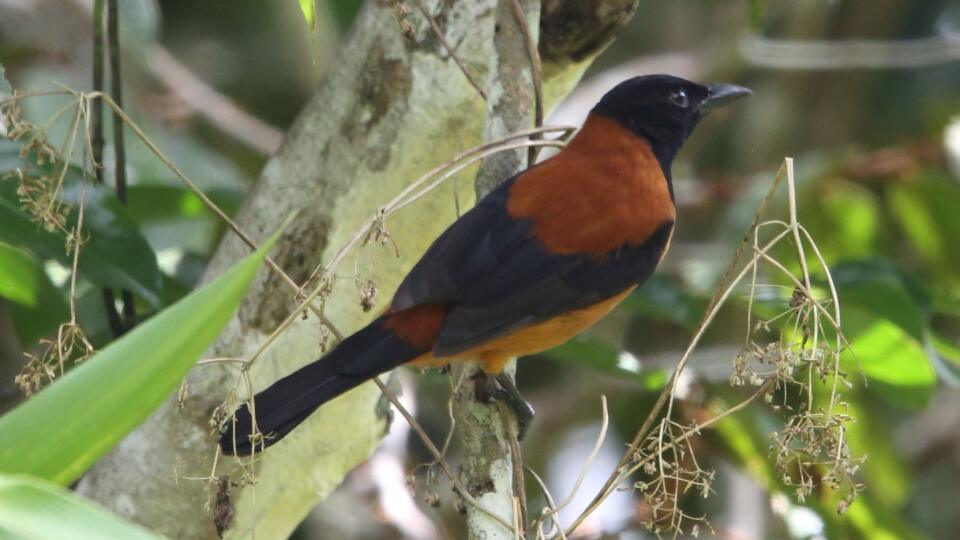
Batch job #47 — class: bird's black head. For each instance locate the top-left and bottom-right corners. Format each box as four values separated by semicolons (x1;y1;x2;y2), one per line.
592;74;751;176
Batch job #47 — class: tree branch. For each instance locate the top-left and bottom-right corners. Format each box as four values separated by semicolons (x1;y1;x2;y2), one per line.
77;1;640;537
453;0;540;537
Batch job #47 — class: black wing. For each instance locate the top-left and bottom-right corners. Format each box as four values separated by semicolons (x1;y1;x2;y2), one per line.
391;178;529;310
391;177;673;357
433;221;673;355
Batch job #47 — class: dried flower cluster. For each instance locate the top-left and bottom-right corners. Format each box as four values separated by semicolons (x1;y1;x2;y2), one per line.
632;419;716;537
2;96;71;234
3;93;96;395
15;324;93;395
733;287;864;515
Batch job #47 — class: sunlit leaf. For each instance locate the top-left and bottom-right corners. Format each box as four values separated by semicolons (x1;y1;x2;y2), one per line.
125;184;243;223
807;180;883;263
830;261;936;409
845;397;911;508
0;242;68;344
0;140;163;307
0;229;280;484
0;242;50;308
299;0;316;31
0;474;162;540
887;172;960;286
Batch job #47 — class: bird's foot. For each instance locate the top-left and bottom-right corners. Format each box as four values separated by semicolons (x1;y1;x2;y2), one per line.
471;371;535;440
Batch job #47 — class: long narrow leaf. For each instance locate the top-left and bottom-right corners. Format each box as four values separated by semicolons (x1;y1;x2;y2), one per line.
0;475;163;540
0;230;280;484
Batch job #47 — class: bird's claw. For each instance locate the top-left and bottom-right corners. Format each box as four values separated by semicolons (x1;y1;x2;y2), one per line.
488;373;536;441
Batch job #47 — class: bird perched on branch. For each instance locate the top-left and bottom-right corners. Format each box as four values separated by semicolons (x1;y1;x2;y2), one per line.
219;74;750;455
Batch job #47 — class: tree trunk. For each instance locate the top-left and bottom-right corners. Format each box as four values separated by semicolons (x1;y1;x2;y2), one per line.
77;1;638;538
453;0;539;537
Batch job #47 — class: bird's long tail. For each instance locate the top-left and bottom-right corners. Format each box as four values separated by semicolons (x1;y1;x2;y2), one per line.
219;305;444;455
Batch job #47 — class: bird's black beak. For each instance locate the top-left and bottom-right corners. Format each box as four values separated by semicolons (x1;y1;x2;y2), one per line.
700;83;752;112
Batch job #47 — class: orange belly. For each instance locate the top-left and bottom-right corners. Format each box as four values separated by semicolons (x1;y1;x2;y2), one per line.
411;286;635;373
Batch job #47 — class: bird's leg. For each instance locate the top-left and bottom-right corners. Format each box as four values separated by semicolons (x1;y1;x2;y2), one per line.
469;370;536;440
493;373;536;441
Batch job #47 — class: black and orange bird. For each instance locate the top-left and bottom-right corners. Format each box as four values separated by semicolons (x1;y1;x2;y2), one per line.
220;75;750;455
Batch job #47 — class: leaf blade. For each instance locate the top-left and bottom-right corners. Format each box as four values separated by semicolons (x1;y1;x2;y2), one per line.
0;230;279;484
0;474;164;540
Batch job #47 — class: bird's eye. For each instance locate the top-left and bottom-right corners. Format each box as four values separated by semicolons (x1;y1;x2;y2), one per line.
669;89;689;108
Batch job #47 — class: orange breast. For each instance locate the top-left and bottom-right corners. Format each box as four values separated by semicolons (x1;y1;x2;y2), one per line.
506;114;676;258
411;287;636;373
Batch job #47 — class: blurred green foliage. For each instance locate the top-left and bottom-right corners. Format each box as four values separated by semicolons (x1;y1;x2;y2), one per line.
0;0;958;538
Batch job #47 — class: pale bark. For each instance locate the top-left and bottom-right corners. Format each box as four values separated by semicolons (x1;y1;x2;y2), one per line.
77;1;639;538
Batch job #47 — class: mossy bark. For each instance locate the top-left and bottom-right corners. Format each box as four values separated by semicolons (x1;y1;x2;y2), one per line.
77;1;638;538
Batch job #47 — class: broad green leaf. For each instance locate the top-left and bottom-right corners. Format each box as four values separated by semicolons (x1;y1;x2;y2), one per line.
0;242;68;344
0;474;163;540
755;260;936;409
0;242;52;308
0;229;280;484
546;335;669;390
887;172;960;286
830;261;936;409
0;140;163;307
803;180;883;264
841;396;911;509
769;179;884;276
125;184;243;223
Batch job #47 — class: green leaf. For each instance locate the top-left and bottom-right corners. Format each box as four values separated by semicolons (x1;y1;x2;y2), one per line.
887;172;960;286
0;229;280;484
546;335;669;390
125;184;243;223
0;172;163;308
842;396;912;509
0;474;163;540
831;261;936;409
299;0;316;31
0;242;68;344
710;386;923;540
0;242;52;308
753;260;936;408
806;181;883;263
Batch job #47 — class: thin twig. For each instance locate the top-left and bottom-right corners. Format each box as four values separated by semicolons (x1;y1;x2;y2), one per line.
507;0;543;166
238;138;566;371
90;0;105;185
106;0;136;329
526;467;566;540
92;92;341;337
410;0;487;100
89;0;123;337
371;377;517;533
566;165;789;534
541;397;608;520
